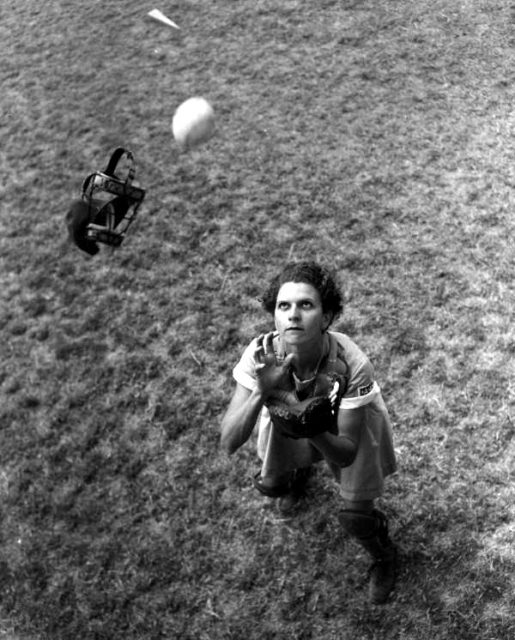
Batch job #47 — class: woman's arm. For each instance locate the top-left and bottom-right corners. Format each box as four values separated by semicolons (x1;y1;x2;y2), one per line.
308;406;364;467
221;332;294;455
220;383;268;454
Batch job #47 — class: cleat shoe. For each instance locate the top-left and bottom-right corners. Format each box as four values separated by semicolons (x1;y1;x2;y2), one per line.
277;467;312;515
253;468;312;515
368;543;397;604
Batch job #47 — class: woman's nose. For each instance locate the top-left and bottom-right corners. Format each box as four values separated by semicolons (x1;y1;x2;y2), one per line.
288;304;300;320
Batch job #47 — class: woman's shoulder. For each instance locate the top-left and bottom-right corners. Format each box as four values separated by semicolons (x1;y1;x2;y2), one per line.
328;332;377;396
329;331;368;361
233;337;260;389
329;331;374;375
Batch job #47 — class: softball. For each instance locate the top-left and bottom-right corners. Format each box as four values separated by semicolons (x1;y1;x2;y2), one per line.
172;97;215;149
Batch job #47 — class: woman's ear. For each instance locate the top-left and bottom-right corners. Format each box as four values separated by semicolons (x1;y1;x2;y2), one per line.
322;311;333;333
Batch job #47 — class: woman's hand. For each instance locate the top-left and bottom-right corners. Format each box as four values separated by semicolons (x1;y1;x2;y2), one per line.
253;332;294;398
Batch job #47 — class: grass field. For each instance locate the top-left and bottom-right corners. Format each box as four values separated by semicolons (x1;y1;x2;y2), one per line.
1;0;515;638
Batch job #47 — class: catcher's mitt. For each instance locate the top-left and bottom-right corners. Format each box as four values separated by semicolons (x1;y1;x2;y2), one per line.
266;376;344;439
267;396;336;439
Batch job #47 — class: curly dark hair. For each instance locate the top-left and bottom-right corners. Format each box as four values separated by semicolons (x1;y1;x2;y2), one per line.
261;261;344;319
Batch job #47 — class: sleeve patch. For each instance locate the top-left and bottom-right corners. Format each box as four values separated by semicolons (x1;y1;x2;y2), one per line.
358;382;374;397
339;381;381;410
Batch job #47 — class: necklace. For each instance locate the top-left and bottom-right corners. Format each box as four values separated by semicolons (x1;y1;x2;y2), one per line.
293;343;326;381
278;333;328;397
292;348;326;399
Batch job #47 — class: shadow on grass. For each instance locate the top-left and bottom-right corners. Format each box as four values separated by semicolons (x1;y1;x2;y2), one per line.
197;467;515;640
390;499;515;638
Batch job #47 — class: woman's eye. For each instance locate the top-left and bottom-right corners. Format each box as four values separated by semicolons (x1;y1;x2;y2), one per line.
277;302;289;311
302;301;313;309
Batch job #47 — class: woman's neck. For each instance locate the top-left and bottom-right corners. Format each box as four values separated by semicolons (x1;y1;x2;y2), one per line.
283;335;328;380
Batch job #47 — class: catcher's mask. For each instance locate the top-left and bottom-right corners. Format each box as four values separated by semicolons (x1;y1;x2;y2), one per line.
66;147;145;255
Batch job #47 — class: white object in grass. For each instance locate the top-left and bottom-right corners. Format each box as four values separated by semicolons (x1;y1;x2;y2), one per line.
148;9;180;29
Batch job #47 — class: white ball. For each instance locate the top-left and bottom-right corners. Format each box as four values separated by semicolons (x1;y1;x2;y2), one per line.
172;97;215;149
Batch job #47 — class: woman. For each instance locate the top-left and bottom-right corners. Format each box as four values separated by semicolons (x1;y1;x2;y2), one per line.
220;261;397;604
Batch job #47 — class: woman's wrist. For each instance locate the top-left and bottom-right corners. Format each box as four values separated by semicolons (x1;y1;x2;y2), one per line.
252;387;271;403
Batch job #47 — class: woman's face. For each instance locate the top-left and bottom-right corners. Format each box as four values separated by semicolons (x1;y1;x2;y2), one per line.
274;281;331;347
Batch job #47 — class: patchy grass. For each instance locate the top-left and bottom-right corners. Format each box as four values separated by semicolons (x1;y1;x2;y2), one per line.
1;0;515;638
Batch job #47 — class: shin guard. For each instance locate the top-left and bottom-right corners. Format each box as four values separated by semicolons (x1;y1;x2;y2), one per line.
340;508;397;603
